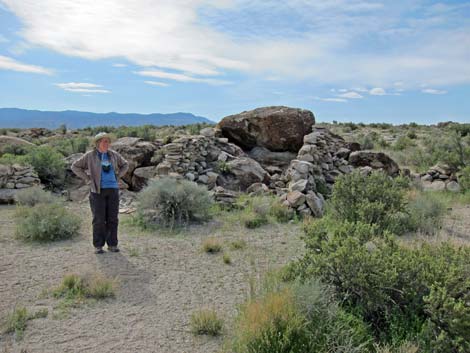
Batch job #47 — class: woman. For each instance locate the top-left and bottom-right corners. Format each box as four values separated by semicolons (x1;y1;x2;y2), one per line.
71;132;129;254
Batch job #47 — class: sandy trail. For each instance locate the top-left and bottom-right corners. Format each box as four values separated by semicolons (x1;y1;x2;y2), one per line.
0;203;303;353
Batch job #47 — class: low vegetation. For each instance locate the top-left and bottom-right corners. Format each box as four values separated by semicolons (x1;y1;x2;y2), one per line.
135;177;213;229
3;306;48;340
52;273;118;301
15;201;81;242
228;170;470;353
190;309;224;336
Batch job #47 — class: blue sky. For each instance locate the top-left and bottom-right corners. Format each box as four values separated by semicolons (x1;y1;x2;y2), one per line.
0;0;469;124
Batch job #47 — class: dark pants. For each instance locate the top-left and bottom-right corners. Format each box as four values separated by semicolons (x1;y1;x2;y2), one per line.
89;188;120;248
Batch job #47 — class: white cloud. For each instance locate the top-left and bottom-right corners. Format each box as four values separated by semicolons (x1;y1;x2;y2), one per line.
313;96;348;103
112;63;127;67
55;82;110;93
136;69;231;85
422;88;447;95
369;87;387;95
1;0;469;88
338;91;363;99
144;80;169;87
0;54;52;74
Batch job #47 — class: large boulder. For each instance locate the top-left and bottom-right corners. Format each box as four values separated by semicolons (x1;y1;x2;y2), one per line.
110;137;160;186
348;151;399;176
0;135;34;153
217;106;315;152
217;157;269;191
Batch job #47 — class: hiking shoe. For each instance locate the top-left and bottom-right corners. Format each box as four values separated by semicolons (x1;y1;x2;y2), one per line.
95;247;105;254
108;246;120;253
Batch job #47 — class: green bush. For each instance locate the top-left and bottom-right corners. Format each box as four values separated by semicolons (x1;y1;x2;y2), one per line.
293;218;470;350
15;186;57;207
28;145;66;187
15;202;81;242
136;177;213;229
393;136;416;151
50;137;90;156
458;166;470;192
327;170;409;235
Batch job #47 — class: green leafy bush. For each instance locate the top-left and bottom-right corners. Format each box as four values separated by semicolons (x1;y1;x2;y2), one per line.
136;177;213;229
15;202;81;242
293;218;470;351
327;170;409;235
28;145;66;187
458;166;470;192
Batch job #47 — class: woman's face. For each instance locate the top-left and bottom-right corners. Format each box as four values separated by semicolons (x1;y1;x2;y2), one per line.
98;138;110;152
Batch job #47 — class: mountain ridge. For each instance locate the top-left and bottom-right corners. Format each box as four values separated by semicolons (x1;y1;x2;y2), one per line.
0;108;214;128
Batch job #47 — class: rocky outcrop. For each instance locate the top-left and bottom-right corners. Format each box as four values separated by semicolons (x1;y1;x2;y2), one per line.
348;151;400;176
110;137;161;189
0;164;41;204
420;163;460;192
277;128;352;216
0;135;34;153
217;106;315;152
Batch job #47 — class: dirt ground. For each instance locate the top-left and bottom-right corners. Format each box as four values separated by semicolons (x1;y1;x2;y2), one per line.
0;202;304;353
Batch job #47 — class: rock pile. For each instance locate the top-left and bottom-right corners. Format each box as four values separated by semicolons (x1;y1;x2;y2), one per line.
420;163;460;192
0;163;41;203
275;128;402;217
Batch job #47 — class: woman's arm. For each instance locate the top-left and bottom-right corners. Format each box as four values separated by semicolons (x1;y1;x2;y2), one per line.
71;153;90;181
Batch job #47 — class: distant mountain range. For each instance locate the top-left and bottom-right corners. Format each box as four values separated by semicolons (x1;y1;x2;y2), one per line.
0;108;214;129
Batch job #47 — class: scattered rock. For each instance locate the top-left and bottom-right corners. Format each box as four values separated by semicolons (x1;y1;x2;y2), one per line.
348;151;400;176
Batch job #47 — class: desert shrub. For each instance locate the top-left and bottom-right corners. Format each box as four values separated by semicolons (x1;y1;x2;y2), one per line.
190;309;224;336
292;278;372;352
458;166;470;192
0;143;31;156
231;277;372;353
28;145;66;187
1;146;65;186
136;177;213;229
0;152;30;165
231;288;310;353
3;306;28;339
293;218;470;350
423;132;470;171
15;202;81;242
237;195;271;229
406;192;446;235
50;137;89;156
243;214;269;229
327;170;409;235
269;199;295;223
223;252;232;264
202;237;222;253
230;239;247;250
406;130;417;139
53;273;117;300
15;186;57;206
393;136;415;151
